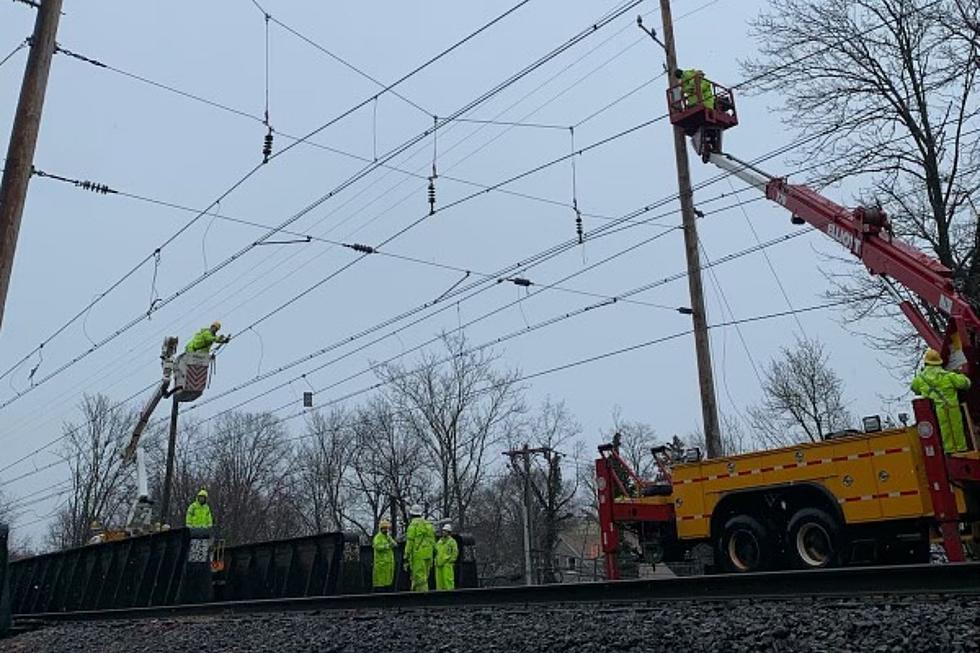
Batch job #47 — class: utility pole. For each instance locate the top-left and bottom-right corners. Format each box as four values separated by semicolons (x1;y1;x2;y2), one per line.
0;0;63;331
160;396;180;521
503;444;535;585
658;0;722;458
503;444;555;586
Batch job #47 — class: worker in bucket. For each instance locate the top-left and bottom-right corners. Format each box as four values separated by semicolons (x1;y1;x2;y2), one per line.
911;348;972;453
403;504;435;592
185;321;230;354
372;519;397;591
675;68;714;110
435;523;460;591
185;489;214;528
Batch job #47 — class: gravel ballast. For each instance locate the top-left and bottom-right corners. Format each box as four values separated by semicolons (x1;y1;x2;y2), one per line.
2;597;978;652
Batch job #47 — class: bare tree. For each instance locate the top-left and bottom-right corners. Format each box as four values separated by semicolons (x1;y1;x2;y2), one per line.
378;332;526;529
293;408;361;535
48;394;137;548
518;399;583;583
198;411;298;545
349;396;432;534
467;474;525;584
687;413;755;457
603;407;658;478
743;0;980;358
748;337;853;447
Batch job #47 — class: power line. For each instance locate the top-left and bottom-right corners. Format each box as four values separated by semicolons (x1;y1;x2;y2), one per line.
250;0;432;117
22;0;698;404
178;299;852;470
175;195;797;433
0;0;546;400
0;38;27;69
0;0;637;411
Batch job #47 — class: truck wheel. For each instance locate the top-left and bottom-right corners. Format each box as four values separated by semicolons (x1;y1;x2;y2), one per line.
786;508;840;569
718;515;771;573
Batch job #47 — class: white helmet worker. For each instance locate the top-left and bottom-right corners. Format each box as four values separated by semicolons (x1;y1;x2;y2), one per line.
442;523;453;533
409;504;423;517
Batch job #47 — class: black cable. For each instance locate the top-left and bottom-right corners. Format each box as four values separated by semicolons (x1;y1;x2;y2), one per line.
180;299;850;468
0;0;619;409
0;38;27;69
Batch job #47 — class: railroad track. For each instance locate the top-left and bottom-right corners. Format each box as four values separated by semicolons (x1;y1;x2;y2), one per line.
10;562;980;628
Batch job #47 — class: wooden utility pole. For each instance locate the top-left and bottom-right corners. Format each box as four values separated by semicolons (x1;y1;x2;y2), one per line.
658;0;722;458
160;396;180;522
503;444;541;586
0;0;63;332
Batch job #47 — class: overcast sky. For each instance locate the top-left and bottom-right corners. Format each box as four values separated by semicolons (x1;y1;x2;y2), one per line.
0;0;912;544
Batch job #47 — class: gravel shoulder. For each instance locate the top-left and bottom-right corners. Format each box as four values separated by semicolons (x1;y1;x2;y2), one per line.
2;597;978;653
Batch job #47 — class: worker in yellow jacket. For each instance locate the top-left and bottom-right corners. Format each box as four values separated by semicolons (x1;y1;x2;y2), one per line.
372;519;397;590
185;489;214;528
674;68;715;110
185;321;230;354
911;348;972;453
403;504;435;592
435;523;459;590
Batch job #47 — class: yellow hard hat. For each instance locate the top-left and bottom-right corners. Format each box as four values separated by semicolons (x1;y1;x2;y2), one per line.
90;520;102;530
211;321;222;331
379;519;391;530
924;348;943;366
197;488;209;498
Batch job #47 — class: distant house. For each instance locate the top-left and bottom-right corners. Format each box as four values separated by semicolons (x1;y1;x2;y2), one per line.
552;521;675;582
552;521;605;582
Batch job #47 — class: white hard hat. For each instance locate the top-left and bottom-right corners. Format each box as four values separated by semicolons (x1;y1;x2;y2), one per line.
409;504;423;516
442;523;453;532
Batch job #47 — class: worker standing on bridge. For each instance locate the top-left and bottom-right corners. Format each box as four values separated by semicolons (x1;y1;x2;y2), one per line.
674;68;714;110
435;523;459;590
372;519;397;591
911;348;972;453
185;489;214;528
404;504;435;592
185;321;230;354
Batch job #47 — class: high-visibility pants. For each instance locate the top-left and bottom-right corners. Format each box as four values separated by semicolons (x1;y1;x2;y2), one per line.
435;563;455;590
937;402;969;453
410;557;432;592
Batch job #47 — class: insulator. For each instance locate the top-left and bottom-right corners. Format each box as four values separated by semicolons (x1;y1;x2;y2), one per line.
575;211;584;244
511;277;532;288
427;177;436;215
349;243;376;254
263;130;274;163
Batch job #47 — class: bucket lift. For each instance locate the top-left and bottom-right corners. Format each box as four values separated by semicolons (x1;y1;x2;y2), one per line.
118;336;214;534
666;74;738;161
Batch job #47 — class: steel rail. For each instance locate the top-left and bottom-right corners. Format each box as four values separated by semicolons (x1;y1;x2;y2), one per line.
13;563;980;624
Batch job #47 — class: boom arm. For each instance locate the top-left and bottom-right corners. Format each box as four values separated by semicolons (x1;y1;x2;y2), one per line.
704;149;980;373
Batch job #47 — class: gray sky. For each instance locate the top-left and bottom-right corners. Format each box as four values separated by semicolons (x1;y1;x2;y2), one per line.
0;0;910;543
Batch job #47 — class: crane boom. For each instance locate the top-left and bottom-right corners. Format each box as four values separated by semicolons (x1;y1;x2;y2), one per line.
702;145;980;429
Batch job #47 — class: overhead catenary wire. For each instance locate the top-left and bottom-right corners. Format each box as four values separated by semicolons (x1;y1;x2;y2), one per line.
177;298;853;470
13;113;948;454
0;190;776;485
11;102;955;453
0;0;545;401
0;1;668;458
16;0;927;411
171;195;805;433
0;38;28;69
4;2;961;521
0;0;624;411
17;0;709;404
5;2;956;466
249;0;432;117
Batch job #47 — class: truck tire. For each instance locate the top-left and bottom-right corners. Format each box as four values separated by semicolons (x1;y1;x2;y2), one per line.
718;515;771;573
786;508;841;569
